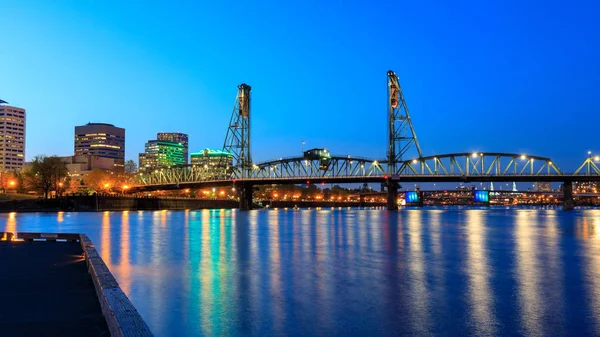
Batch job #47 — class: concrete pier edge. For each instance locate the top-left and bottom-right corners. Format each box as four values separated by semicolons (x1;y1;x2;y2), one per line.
79;234;154;337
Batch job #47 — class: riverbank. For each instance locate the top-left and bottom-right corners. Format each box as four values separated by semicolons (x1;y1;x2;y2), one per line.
1;195;597;212
0;195;239;212
0;195;387;212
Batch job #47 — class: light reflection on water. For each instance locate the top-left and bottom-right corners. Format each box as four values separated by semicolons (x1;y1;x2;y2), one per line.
2;209;600;336
465;210;496;336
406;210;431;335
582;216;600;335
515;210;544;336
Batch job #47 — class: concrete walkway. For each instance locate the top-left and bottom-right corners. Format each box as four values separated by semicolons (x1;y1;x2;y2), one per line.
0;241;109;336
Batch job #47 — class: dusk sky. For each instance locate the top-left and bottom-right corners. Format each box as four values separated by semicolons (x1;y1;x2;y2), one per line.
1;0;598;170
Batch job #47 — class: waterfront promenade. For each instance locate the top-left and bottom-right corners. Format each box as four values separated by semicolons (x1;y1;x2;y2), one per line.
0;233;152;336
0;239;109;336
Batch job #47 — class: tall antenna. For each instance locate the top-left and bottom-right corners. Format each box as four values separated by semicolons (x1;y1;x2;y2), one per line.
387;70;422;174
223;83;252;178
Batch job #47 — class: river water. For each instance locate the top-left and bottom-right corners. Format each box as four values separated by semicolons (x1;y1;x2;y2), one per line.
1;208;600;336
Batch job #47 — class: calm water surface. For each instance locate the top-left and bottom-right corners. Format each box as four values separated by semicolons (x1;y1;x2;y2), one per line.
2;208;600;336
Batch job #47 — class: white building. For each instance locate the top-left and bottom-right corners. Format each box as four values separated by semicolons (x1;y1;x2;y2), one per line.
0;100;26;171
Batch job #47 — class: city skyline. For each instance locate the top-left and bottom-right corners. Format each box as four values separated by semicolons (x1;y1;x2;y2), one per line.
1;1;599;170
1;3;600;337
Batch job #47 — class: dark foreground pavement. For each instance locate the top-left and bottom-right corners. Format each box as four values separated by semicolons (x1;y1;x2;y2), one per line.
0;241;109;336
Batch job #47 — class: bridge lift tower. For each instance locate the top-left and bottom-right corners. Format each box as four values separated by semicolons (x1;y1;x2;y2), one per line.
386;70;422;209
223;83;252;178
387;70;422;172
223;83;253;209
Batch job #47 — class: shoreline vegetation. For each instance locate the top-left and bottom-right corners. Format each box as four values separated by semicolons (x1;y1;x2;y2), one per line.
0;194;238;212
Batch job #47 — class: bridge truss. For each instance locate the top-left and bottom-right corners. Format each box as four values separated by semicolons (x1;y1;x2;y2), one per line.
137;152;565;186
249;156;385;179
574;156;600;175
134;71;599;189
397;153;562;176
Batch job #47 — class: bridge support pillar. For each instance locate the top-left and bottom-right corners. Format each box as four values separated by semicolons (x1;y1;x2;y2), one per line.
387;180;399;211
359;194;365;208
238;183;253;211
563;181;574;211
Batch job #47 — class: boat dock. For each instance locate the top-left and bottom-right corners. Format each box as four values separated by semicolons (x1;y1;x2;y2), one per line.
0;232;152;337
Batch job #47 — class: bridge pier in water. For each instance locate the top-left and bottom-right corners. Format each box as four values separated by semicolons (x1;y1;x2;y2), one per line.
359;194;366;208
386;180;399;211
238;183;253;211
563;181;574;210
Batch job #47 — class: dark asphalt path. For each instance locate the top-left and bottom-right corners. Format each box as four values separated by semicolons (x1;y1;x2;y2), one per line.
0;241;109;336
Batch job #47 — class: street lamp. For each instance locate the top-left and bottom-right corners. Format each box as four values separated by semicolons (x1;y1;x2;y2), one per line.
56;182;64;197
6;180;16;194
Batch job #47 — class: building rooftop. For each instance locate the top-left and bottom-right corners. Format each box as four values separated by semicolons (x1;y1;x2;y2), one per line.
146;140;185;148
84;122;115;127
191;148;233;157
157;132;188;135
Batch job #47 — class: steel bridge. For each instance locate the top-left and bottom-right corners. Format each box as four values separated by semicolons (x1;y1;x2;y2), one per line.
132;71;600;210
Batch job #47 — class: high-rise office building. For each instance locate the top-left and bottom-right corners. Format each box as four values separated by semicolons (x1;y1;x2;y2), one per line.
190;148;233;167
74;123;125;170
190;148;233;177
60;155;117;182
139;140;185;171
533;182;552;192
0;100;26;171
157;132;188;164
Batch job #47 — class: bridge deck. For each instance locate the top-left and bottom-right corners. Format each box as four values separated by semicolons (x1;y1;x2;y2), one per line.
132;174;600;192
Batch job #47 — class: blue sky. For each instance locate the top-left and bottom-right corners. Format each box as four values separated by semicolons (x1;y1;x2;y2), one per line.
1;0;598;170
